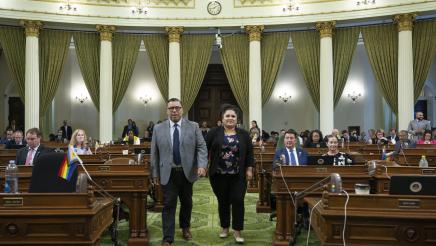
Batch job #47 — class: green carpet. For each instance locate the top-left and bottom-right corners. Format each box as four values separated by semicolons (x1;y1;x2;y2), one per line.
101;179;320;245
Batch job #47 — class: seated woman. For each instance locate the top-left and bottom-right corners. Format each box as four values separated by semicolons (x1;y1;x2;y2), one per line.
370;129;388;145
304;129;326;148
69;129;92;155
323;135;353;165
417;130;436;144
123;130;140;145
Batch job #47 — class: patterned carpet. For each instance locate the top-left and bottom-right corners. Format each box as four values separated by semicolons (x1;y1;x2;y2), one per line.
101;178;320;245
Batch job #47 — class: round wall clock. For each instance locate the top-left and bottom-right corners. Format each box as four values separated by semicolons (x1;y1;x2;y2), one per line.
207;1;222;15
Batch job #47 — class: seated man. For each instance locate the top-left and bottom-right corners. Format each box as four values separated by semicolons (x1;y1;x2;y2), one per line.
0;128;14;144
123;130;140;145
16;128;52;165
395;130;416;155
5;130;27;149
273;129;308;167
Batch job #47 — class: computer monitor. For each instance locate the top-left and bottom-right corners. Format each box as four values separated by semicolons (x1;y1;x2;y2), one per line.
389;176;436;195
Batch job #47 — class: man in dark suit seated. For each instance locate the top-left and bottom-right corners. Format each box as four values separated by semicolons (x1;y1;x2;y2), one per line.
5;130;27;149
16;128;52;165
273;129;308;166
394;130;416;155
0;128;14;144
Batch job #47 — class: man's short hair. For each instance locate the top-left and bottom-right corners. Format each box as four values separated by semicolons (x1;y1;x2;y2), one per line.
14;130;23;136
26;128;42;138
285;129;298;138
167;98;182;104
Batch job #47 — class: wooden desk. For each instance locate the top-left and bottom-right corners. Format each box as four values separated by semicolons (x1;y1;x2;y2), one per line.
306;193;436;245
0;164;150;246
0;192;113;245
271;166;371;245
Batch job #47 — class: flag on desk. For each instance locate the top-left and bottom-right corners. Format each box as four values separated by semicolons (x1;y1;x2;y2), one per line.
58;146;82;181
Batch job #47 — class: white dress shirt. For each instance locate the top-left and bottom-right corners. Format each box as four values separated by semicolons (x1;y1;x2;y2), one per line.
169;119;182;147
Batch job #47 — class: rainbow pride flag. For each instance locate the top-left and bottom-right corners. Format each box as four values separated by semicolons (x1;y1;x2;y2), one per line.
58;147;82;181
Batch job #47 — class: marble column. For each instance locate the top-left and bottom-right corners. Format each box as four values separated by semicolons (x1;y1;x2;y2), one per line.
166;26;184;100
97;25;116;143
395;13;416;131
22;20;43;131
316;21;335;135
246;25;264;131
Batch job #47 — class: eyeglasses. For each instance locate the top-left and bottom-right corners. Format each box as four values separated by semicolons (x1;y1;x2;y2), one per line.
167;106;182;111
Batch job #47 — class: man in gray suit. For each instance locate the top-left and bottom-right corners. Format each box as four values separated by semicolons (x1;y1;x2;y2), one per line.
151;98;207;246
408;111;431;140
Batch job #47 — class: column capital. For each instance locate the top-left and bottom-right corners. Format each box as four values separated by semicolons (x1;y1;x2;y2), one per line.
394;13;417;32
21;20;43;37
245;25;264;42
316;21;336;38
96;25;116;41
166;27;184;43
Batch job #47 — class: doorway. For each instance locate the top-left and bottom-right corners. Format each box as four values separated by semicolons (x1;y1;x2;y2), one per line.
189;64;241;127
8;97;24;130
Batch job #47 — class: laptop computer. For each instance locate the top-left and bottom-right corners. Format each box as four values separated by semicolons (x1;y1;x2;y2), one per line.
134;148;150;154
389;176;436;195
307;155;336;165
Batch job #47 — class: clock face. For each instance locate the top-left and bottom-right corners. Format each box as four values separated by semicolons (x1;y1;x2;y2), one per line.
207;1;222;15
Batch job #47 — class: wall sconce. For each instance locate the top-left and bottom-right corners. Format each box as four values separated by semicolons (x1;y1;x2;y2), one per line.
131;0;149;15
140;95;152;105
282;0;300;13
279;93;292;103
356;0;376;6
75;94;88;103
347;91;362;103
59;0;77;11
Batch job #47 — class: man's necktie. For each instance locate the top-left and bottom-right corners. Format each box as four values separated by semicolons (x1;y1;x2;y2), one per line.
173;124;181;165
25;148;34;166
290;149;297;166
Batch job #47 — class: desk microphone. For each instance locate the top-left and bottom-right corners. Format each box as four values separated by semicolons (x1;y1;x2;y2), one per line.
367;161;377;176
330;173;342;193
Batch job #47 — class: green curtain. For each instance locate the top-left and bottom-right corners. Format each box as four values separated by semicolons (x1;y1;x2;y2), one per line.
73;32;100;109
362;24;398;114
333;27;360;106
0;27;26;100
112;33;141;112
39;29;71;116
261;32;290;105
220;34;250;115
291;31;320;111
181;34;214;112
413;19;436;101
143;35;169;101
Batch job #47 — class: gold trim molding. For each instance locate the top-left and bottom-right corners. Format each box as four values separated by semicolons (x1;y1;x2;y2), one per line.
32;0;194;8
245;25;264;41
96;25;116;41
394;13;417;32
21;20;43;37
316;21;335;38
166;26;184;43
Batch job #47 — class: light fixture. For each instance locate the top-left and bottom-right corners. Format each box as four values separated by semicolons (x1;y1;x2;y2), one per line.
140;95;152;105
59;0;77;11
75;94;88;103
347;91;362;103
279;93;292;103
356;0;376;6
131;0;149;15
282;0;300;13
215;28;222;49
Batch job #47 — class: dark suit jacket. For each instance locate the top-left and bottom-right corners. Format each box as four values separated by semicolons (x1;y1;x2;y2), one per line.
60;125;72;140
16;145;53;165
273;147;308;166
205;127;254;180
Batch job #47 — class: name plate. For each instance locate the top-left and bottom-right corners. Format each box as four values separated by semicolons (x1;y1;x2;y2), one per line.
315;167;328;173
3;197;23;207
398;199;420;208
98;166;111;172
421;169;435;175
